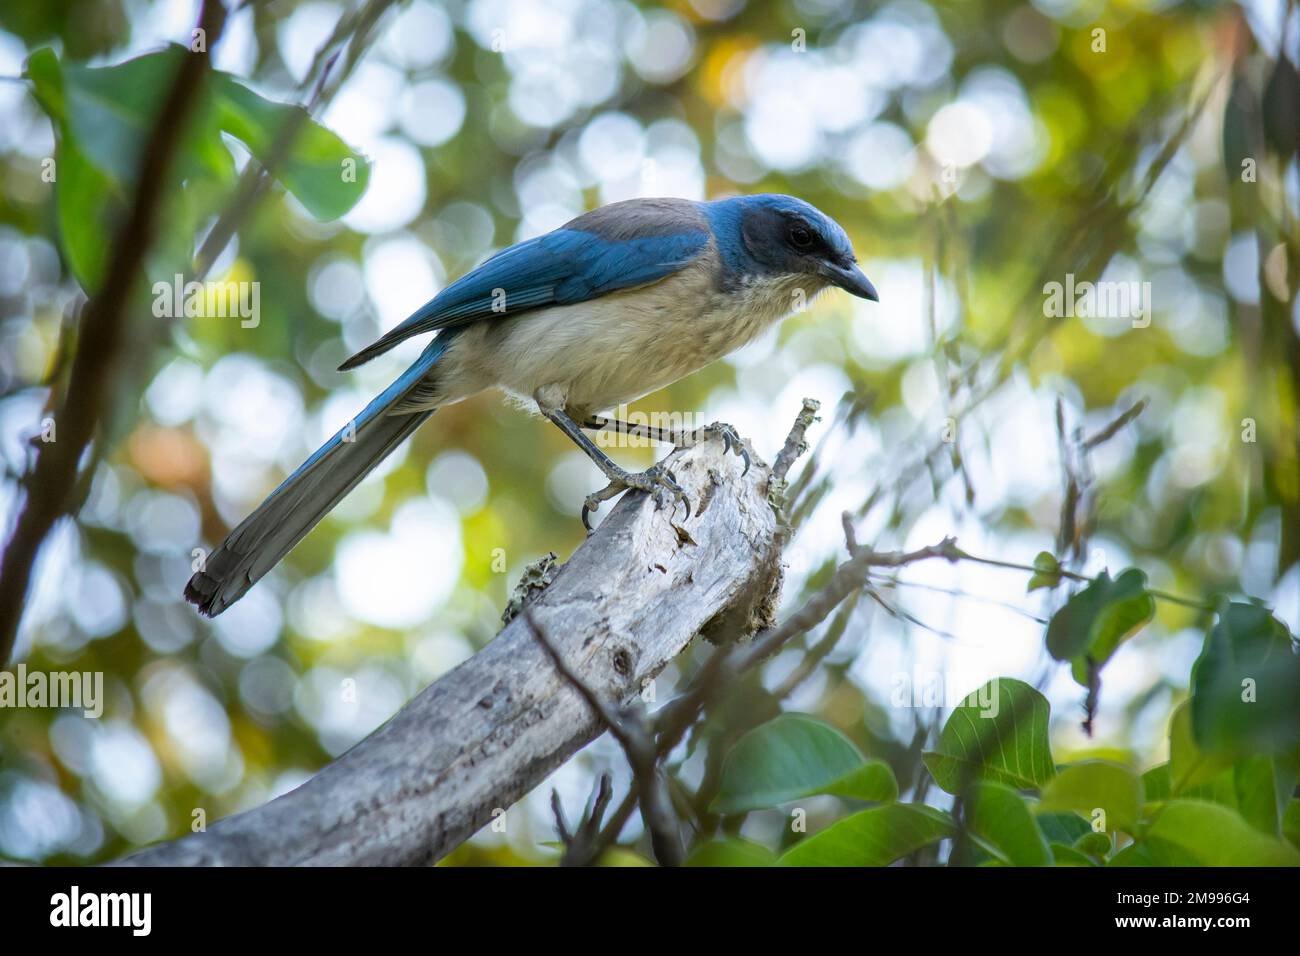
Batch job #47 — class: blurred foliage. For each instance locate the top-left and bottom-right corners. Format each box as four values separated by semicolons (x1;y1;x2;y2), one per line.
713;672;1299;865
24;43;371;290
0;0;1297;866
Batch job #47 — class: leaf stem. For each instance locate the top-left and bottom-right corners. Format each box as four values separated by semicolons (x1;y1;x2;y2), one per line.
948;547;1213;610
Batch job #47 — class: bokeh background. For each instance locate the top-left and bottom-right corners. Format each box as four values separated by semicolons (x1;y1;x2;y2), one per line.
0;0;1296;864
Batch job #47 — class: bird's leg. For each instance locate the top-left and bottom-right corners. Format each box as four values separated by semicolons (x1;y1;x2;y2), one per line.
542;407;691;532
580;414;679;445
582;415;751;476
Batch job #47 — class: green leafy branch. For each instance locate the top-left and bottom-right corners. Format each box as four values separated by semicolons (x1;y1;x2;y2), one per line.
693;666;1299;866
23;41;372;292
0;1;389;663
0;0;230;664
541;405;1298;865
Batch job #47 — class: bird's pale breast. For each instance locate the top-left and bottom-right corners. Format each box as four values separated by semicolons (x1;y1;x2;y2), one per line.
418;254;826;417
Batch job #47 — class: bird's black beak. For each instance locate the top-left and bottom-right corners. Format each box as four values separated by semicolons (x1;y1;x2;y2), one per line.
821;259;878;301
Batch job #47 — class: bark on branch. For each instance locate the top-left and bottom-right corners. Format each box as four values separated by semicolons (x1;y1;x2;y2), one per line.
121;432;783;866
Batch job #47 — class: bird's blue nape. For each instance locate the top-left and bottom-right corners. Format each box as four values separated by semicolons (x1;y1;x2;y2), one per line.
700;193;858;282
746;194;856;259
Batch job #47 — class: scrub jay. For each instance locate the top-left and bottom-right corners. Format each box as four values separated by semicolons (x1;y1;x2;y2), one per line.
185;194;877;616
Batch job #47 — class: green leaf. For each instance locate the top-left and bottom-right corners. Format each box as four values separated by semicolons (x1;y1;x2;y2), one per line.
1167;702;1297;839
1140;763;1171;802
965;782;1052;866
24;47;64;117
24;46;369;293
1038;760;1142;834
1168;701;1236;794
1107;843;1162;867
1050;843;1097;866
711;713;896;814
922;678;1055;794
1232;754;1293;837
1158;752;1294;838
822;762;899;803
946;832;995;867
27;46;167;291
595;847;656;867
1027;551;1062;591
53;136;120;293
684;840;776;867
1036;811;1092;845
27;46;210;186
1190;600;1300;755
1138;800;1300;866
28;47;232;203
1283;800;1300;850
212;76;370;221
778;805;956;866
1046;569;1154;683
1074;831;1113;859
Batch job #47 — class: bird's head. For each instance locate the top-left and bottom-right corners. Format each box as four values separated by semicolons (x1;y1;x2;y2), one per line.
723;194;878;303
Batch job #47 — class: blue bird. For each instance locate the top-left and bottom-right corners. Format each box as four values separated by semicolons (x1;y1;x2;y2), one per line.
185;194;878;616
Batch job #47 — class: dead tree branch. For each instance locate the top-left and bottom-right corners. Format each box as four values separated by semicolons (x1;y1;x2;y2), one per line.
120;429;783;866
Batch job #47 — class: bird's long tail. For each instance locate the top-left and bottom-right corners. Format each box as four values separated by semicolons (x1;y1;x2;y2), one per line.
185;340;448;617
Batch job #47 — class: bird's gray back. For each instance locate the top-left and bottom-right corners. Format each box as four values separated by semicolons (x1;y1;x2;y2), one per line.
561;197;708;242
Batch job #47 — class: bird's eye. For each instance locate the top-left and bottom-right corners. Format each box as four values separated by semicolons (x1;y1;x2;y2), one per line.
789;225;813;249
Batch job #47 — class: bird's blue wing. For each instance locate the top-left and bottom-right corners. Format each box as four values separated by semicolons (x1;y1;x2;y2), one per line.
339;198;710;370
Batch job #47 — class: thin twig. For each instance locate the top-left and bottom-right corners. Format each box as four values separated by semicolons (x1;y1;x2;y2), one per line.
866;586;958;641
655;536;965;758
947;547;1210;609
549;773;612;866
1084;397;1148;450
523;608;683;866
866;574;1049;624
771;398;821;485
770;592;862;700
192;0;401;278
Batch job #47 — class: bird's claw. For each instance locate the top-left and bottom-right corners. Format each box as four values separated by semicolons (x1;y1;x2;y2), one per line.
692;421;750;476
652;465;692;521
581;498;599;534
581;463;691;533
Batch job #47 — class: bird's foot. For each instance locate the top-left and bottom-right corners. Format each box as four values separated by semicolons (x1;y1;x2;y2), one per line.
682;421;751;476
582;462;690;533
